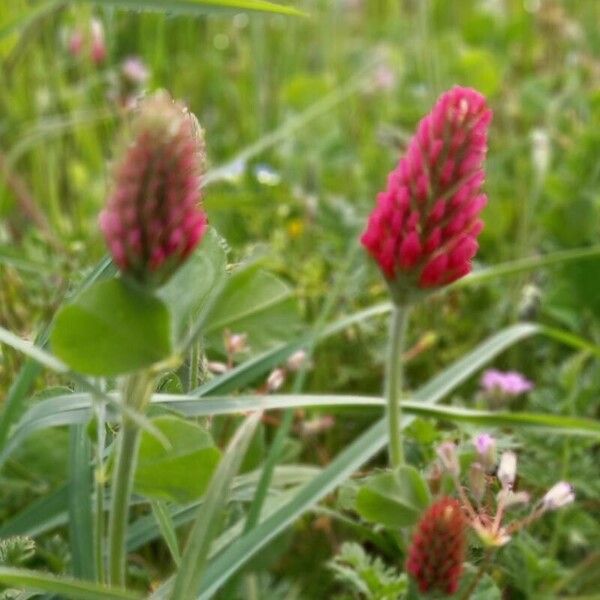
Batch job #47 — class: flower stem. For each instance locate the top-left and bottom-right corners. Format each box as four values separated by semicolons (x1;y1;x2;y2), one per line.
107;371;154;586
386;303;410;468
94;400;107;583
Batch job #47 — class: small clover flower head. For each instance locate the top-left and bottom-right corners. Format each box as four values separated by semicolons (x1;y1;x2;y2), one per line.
68;29;84;57
286;350;309;372
99;91;207;287
225;331;248;356
361;86;492;303
497;451;517;490
474;433;496;471
481;369;533;396
541;482;575;511
436;441;460;477
266;368;286;392
121;57;149;85
406;497;466;596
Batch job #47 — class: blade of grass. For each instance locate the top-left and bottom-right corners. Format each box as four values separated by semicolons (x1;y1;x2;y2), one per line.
73;0;306;16
150;501;181;567
170;412;261;600
68;424;96;581
0;567;141;600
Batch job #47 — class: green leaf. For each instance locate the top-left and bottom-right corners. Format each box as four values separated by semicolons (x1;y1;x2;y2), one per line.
204;265;301;354
0;567;141;600
157;228;227;346
51;279;172;376
134;416;221;504
170;412;261;600
356;466;430;528
73;0;306;16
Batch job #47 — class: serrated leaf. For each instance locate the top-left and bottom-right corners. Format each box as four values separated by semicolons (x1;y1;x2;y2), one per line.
51;279;172;376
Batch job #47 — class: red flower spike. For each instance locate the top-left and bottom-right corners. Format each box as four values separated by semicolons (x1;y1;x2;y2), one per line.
361;86;492;303
406;497;466;596
100;91;207;287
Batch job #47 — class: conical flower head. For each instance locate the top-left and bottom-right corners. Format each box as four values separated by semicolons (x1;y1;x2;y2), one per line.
99;91;207;287
406;496;466;596
361;86;492;303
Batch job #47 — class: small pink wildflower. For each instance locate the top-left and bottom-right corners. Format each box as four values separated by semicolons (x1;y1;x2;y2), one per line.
361;86;492;301
68;29;84;57
121;57;149;85
481;369;533;396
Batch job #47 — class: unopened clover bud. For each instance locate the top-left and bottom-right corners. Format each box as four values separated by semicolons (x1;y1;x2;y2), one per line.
541;482;575;511
99;91;207;287
68;29;84;57
436;441;460;477
406;497;466;595
469;462;486;503
266;368;286;392
530;128;550;180
497;451;517;489
286;350;308;372
473;433;496;471
90;18;106;65
225;332;248;356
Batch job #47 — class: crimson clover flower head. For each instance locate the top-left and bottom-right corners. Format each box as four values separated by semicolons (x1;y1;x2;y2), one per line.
406;496;466;596
99;91;207;287
361;86;492;303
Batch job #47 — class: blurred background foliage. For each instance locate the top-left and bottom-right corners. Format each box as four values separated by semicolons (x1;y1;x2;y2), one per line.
1;0;600;597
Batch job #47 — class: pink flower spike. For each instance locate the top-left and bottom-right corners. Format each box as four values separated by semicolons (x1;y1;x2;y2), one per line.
100;91;207;287
361;86;492;303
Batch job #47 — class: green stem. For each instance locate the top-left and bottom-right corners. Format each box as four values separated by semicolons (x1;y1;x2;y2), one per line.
107;372;154;586
94;401;106;583
386;304;410;468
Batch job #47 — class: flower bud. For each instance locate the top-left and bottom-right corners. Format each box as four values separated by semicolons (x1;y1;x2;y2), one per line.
436;441;460;477
541;482;575;511
473;433;496;471
90;19;106;65
469;462;487;503
286;350;308;372
497;451;517;489
361;87;492;302
225;332;248;356
406;497;466;595
266;368;286;392
99;91;207;286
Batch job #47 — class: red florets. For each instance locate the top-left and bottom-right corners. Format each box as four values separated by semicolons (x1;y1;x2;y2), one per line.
406;497;466;596
99;91;207;286
361;86;492;296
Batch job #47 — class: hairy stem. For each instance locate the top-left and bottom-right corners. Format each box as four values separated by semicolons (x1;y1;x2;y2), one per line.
386;304;410;468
